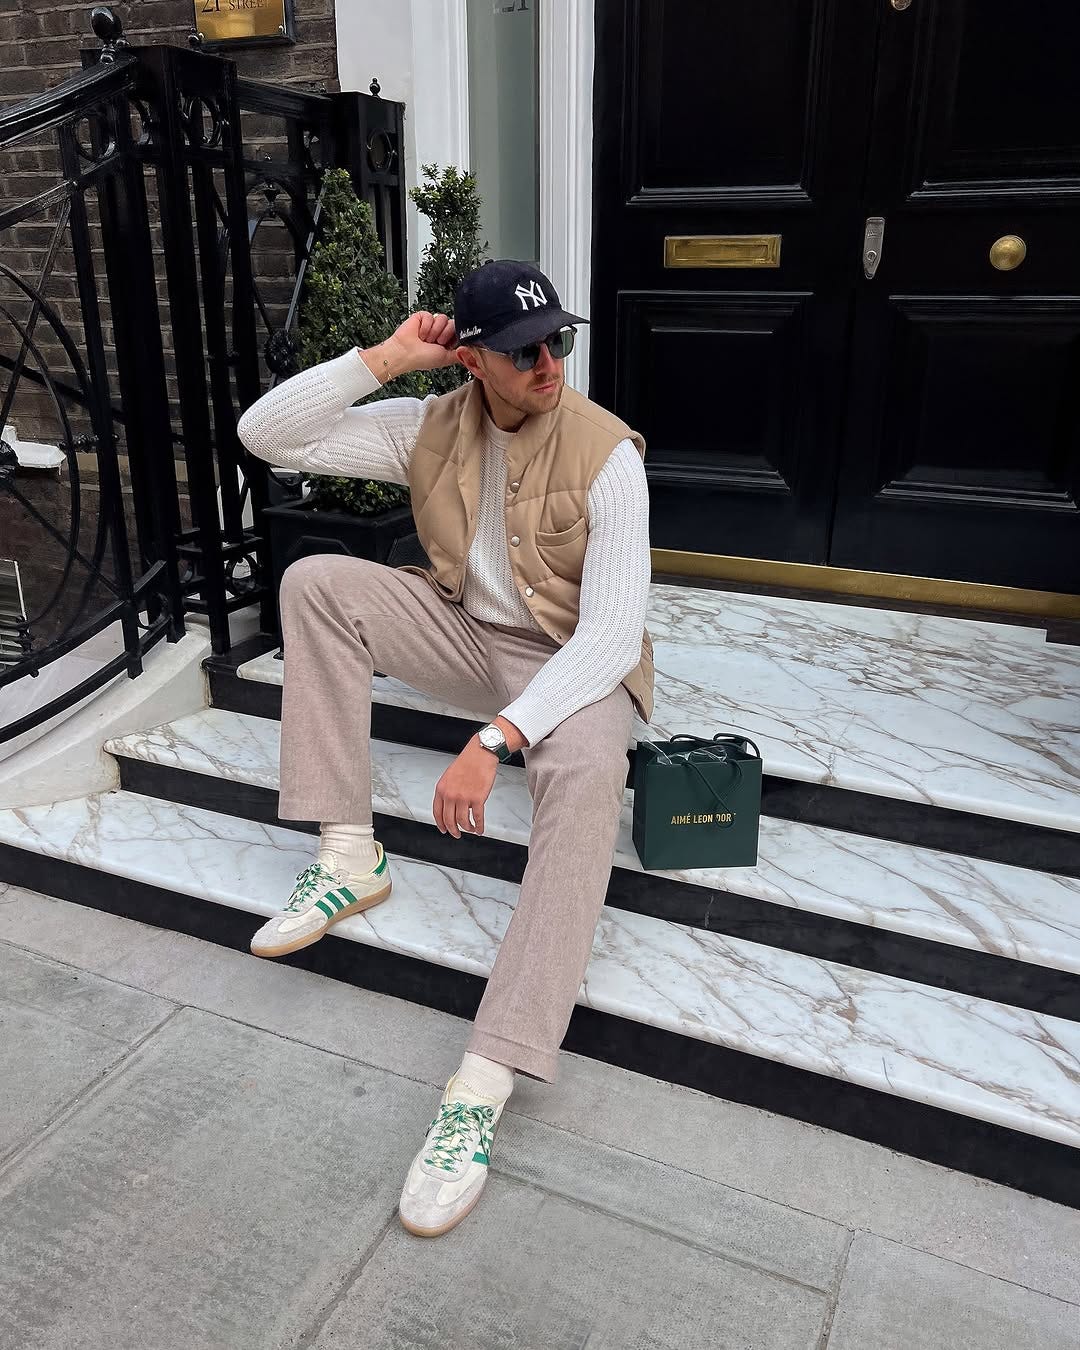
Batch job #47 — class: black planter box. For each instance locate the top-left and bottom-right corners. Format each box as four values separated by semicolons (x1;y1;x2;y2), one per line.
262;498;429;637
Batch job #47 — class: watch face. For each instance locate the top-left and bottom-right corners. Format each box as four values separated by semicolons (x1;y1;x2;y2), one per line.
479;726;504;750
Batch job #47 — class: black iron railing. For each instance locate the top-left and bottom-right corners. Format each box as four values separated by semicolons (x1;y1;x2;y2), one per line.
0;7;407;745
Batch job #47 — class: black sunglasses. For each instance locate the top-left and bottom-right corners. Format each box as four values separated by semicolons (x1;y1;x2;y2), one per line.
502;326;577;372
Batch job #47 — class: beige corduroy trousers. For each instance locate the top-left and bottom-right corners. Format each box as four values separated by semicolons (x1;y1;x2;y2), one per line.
277;554;634;1081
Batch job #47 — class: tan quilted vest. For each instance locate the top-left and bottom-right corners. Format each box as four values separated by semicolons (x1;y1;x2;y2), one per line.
396;377;654;723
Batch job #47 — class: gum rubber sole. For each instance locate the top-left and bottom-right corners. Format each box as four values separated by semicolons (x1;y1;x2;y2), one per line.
399;1183;485;1239
250;879;393;959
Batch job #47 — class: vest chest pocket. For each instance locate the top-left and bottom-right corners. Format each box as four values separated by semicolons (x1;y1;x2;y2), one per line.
533;516;588;580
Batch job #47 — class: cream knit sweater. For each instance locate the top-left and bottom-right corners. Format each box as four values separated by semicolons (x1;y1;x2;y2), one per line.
237;349;651;745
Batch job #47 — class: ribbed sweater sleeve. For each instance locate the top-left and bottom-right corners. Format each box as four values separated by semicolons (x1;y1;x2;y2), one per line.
237;352;651;747
499;439;651;746
236;348;432;484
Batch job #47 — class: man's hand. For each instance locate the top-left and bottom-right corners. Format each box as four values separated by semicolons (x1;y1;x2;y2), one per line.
433;737;498;839
432;718;528;840
363;312;460;384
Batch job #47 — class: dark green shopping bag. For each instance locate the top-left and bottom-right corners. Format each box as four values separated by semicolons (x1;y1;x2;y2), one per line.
632;733;762;871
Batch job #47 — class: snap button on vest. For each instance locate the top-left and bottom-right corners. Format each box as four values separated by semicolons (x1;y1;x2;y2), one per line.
510;535;520;546
525;586;535;597
510;481;520;491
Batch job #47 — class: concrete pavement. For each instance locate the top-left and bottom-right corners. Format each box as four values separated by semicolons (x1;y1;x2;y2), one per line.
1;881;1078;1349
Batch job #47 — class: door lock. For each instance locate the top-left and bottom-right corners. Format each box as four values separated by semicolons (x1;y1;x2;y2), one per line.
863;217;885;279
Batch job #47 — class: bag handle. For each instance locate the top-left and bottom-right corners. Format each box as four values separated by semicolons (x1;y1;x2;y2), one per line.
647;741;743;828
666;732;762;760
685;751;741;827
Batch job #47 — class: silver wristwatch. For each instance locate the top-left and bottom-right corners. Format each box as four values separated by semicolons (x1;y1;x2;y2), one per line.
478;723;513;763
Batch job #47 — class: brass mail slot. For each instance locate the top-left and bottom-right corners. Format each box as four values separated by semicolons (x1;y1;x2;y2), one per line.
664;234;782;269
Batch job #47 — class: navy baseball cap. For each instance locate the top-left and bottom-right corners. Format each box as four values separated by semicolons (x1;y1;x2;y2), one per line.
454;259;587;353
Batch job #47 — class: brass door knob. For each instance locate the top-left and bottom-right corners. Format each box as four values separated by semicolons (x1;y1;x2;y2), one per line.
990;235;1027;271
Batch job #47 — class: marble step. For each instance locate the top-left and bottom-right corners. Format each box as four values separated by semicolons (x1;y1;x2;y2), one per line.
1;788;1078;1173
217;656;1080;880
103;709;1080;996
222;579;1080;842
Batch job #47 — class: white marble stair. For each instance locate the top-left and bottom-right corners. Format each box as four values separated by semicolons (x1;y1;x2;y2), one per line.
1;787;1078;1152
232;582;1080;834
104;708;1080;979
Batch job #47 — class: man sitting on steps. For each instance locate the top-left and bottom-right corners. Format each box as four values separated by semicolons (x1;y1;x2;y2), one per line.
237;259;653;1238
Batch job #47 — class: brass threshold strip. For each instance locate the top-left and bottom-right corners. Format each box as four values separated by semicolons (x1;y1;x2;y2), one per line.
651;549;1080;622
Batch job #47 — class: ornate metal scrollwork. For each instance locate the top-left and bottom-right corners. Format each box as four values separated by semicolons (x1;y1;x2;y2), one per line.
367;129;396;174
264;329;299;377
225;548;260;597
178;94;225;150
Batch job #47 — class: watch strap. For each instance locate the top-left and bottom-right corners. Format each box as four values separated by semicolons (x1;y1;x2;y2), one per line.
480;725;514;763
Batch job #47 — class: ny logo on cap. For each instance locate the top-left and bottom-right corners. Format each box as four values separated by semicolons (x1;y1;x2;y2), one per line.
514;280;548;311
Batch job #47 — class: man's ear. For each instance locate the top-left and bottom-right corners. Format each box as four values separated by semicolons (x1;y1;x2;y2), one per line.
456;345;483;380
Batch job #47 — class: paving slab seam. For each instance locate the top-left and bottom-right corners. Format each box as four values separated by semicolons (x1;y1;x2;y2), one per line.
498;1103;884;1230
491;1169;844;1301
0;982;165;1049
0;934;207;1008
858;1230;1080;1312
291;1208;400;1350
0;931;459;1086
0;1002;184;1176
0;930;162;978
815;1227;856;1350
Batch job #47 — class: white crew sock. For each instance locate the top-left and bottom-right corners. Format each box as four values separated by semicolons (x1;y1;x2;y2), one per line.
318;822;380;876
449;1052;515;1106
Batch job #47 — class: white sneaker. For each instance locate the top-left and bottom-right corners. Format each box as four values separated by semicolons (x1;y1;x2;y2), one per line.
398;1076;505;1238
250;846;392;959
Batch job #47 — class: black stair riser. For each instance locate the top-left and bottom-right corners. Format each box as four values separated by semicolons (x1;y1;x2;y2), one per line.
114;755;1080;1022
207;665;1080;879
3;838;1077;1212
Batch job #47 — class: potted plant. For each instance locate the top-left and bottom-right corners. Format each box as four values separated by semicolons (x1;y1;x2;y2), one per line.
410;164;486;395
261;166;485;621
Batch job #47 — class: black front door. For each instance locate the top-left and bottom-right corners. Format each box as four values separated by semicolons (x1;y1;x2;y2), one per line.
590;0;880;565
591;0;1080;593
831;0;1080;591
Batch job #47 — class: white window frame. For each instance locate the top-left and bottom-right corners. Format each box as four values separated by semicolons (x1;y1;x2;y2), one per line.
539;0;595;393
408;0;471;291
411;0;597;391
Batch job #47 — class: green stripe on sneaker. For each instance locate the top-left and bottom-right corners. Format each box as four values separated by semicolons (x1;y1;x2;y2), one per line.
472;1151;489;1165
324;891;346;912
338;887;357;905
315;899;335;919
373;854;387;876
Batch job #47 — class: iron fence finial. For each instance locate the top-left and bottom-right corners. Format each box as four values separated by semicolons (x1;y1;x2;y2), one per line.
90;6;128;64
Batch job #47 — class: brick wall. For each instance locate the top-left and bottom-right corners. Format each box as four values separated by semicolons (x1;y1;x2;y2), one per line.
0;0;339;653
0;1;340;101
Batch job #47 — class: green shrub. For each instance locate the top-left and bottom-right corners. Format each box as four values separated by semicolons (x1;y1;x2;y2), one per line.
300;164;484;515
411;164;487;397
299;169;419;516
